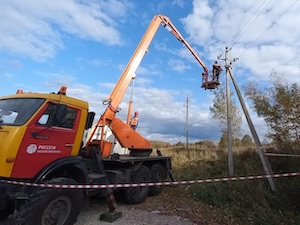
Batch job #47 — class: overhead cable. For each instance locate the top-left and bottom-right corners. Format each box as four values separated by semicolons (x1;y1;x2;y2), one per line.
237;0;298;59
229;0;273;49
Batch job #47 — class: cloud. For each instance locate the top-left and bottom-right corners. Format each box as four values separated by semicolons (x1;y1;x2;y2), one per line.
36;72;76;89
3;0;297;145
172;0;186;8
0;59;22;69
89;59;113;67
154;41;205;74
168;59;190;73
181;0;213;44
0;0;131;61
58;80;218;143
115;86;219;143
182;0;300;84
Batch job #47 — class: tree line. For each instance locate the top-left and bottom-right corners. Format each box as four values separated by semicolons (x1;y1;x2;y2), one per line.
210;71;300;152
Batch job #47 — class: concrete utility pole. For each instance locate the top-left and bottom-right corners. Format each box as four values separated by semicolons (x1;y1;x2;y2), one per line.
225;47;234;177
186;96;190;158
223;47;276;191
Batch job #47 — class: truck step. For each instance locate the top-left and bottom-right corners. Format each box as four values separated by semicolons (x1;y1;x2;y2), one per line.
88;172;107;184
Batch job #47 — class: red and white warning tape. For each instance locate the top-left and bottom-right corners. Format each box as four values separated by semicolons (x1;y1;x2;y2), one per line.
1;172;300;189
266;153;300;157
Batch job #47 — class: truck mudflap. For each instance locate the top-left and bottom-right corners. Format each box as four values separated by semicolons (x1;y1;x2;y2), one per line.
0;182;6;210
0;181;15;221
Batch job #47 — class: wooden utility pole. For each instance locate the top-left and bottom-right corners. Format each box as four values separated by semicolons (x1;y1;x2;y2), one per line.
224;47;276;191
186;96;190;158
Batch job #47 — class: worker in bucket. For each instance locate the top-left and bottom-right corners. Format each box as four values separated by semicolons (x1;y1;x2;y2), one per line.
212;60;222;82
130;111;139;130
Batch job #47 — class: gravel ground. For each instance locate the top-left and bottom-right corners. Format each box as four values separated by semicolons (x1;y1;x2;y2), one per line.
1;195;197;225
1;187;238;225
76;204;197;225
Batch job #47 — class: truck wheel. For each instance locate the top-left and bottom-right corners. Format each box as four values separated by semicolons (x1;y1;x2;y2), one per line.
123;165;151;204
149;164;164;196
0;197;15;220
16;177;83;225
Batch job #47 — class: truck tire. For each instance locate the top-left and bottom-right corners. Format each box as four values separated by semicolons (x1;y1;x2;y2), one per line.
148;164;164;196
0;197;14;221
16;177;83;225
123;165;151;204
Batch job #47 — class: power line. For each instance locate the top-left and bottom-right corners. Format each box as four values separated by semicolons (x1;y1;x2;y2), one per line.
237;0;298;59
188;84;200;98
218;1;271;61
229;0;272;48
188;79;208;100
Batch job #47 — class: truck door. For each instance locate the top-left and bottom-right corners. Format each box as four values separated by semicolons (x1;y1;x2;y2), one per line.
12;103;81;178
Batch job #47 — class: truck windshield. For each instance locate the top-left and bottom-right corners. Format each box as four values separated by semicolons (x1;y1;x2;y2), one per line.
0;98;45;126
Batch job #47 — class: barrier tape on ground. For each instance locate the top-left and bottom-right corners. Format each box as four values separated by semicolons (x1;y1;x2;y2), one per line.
266;153;300;157
1;172;300;189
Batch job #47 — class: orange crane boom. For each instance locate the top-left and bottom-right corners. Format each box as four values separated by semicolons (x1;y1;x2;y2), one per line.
87;14;210;158
104;14;209;118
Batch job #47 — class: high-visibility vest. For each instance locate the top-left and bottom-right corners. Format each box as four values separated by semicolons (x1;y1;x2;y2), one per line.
130;117;138;126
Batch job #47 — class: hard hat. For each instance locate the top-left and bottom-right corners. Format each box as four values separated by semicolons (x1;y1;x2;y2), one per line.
134;111;138;116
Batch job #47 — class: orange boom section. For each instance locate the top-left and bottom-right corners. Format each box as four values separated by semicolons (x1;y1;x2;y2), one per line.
85;14;215;158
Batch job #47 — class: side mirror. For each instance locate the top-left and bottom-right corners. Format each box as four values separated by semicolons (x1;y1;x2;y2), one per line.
52;104;67;126
85;112;95;129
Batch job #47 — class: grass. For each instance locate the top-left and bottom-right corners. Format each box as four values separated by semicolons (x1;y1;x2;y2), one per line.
155;144;300;225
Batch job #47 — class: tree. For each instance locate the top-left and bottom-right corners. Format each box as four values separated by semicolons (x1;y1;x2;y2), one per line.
219;132;228;149
241;134;254;147
210;86;242;137
219;133;244;149
243;72;300;149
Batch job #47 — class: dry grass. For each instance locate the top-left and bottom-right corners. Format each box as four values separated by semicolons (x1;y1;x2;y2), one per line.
160;147;221;169
150;142;300;225
153;143;254;172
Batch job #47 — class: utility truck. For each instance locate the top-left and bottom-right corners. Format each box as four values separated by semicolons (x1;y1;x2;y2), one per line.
0;14;218;225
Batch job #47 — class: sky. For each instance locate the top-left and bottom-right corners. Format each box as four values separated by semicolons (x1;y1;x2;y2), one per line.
1;0;299;144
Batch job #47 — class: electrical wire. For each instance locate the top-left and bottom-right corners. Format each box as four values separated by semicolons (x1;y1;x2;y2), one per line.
216;1;270;62
229;0;273;49
188;84;200;98
228;0;266;46
237;0;298;59
190;1;272;101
